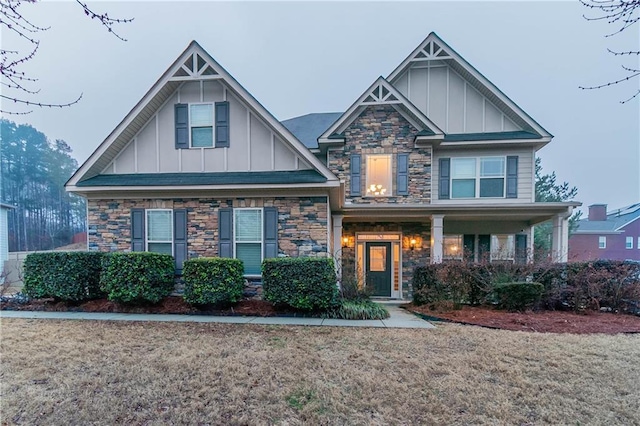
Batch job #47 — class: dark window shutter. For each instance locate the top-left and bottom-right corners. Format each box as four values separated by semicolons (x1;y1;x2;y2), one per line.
215;101;230;148
350;154;361;196
218;208;233;258
131;209;145;252
173;209;188;274
463;234;475;262
478;234;491;262
263;207;278;259
506;156;518;198
397;153;409;195
439;158;450;199
515;234;527;264
175;103;189;149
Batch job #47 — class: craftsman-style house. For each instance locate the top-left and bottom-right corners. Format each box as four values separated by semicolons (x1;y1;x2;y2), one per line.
66;33;578;298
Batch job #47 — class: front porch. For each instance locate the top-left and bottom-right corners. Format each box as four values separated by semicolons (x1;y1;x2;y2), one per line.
331;202;578;299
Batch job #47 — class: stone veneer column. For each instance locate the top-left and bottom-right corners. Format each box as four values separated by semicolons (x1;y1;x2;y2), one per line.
430;214;444;264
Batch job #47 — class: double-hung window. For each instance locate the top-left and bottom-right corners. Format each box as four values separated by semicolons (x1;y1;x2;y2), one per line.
443;235;463;260
626;236;633;249
451;157;506;198
365;154;392;196
598;236;606;249
234;209;263;275
491;234;515;261
190;104;214;147
146;209;173;255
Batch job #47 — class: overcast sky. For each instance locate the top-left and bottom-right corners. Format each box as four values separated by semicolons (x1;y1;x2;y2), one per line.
3;0;639;214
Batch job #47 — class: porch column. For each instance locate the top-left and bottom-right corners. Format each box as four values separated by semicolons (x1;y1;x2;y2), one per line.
430;214;444;264
551;214;569;262
332;214;344;279
527;226;535;264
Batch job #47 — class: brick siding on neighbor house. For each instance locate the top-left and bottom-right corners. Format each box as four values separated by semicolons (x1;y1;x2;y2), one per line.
327;105;432;204
87;197;329;259
341;222;431;299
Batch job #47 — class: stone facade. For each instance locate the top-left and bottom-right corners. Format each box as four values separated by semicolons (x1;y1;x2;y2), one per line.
327;105;432;204
341;222;431;299
87;196;329;259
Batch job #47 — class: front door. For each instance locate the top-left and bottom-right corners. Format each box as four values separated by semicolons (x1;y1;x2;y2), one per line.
365;242;392;297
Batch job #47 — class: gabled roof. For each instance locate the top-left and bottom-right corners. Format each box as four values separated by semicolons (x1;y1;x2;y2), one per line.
317;76;444;144
574;203;640;233
387;32;552;140
66;41;337;189
282;112;342;149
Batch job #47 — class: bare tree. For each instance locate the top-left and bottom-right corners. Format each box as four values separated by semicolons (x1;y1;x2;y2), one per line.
580;0;640;103
0;0;133;114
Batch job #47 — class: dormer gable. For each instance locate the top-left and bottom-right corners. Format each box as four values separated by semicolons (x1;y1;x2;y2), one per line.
318;76;444;146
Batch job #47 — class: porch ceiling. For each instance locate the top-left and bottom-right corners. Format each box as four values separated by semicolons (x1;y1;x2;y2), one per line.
339;202;580;226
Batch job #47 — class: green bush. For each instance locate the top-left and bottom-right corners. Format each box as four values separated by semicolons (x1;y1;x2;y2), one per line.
262;257;338;311
100;252;175;304
23;251;105;301
325;300;389;320
493;282;544;311
183;258;244;305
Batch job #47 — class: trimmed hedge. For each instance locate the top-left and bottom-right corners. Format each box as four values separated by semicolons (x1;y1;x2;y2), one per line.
183;258;244;305
100;252;175;304
23;252;105;301
493;282;544;311
413;260;640;314
262;257;338;311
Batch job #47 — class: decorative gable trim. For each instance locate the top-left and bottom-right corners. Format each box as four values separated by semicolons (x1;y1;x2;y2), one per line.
387;32;552;140
67;41;337;189
170;52;220;80
318;76;444;145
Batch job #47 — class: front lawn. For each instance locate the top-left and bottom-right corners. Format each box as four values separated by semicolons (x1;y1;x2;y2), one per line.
1;319;639;424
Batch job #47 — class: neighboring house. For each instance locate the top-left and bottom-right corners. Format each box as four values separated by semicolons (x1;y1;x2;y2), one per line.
66;33;578;299
1;202;16;276
569;203;640;261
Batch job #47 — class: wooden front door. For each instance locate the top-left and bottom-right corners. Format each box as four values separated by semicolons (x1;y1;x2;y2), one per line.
366;242;392;297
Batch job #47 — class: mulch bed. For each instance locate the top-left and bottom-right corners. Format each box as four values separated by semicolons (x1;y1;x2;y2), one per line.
0;297;308;317
405;303;640;334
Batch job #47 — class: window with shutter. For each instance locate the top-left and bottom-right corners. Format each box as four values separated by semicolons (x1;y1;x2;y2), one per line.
234;208;263;276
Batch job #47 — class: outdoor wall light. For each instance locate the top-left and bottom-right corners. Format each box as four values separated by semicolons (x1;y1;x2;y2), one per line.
342;236;350;248
410;238;417;250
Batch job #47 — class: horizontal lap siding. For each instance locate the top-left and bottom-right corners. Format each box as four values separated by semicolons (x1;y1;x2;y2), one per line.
432;147;534;204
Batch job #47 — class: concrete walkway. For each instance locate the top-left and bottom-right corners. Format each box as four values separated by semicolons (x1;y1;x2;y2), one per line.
0;302;434;329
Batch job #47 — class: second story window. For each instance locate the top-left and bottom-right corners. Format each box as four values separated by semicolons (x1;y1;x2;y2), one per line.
190;104;214;147
599;236;606;249
626;236;633;249
451;157;505;199
366;154;392;196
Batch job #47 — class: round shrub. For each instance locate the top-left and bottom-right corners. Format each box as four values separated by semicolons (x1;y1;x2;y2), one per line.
100;252;175;304
23;251;105;301
183;258;244;306
493;282;544;311
262;257;338;311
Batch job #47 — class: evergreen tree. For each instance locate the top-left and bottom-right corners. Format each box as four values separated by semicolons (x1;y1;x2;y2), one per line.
0;119;86;251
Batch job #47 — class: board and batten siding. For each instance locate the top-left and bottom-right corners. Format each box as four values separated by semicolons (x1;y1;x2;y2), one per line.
432;147;535;204
103;80;310;174
394;63;521;135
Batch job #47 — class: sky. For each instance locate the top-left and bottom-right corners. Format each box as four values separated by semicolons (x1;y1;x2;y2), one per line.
2;0;639;215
